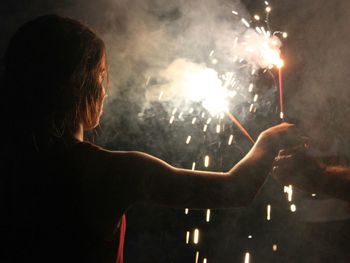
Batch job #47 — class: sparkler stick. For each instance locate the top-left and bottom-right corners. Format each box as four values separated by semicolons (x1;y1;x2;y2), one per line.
278;67;284;119
226;112;255;144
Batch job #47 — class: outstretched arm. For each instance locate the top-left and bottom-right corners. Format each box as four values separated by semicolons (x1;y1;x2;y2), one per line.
124;122;299;208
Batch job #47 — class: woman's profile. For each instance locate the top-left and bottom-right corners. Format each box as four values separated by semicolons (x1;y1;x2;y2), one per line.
1;14;298;263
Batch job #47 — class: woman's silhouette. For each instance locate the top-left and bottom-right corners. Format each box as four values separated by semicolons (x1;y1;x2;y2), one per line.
1;15;298;263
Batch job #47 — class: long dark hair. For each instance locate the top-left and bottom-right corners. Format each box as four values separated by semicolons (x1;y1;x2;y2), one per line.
3;15;107;147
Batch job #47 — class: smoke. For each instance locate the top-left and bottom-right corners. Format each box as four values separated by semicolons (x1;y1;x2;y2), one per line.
274;0;350;157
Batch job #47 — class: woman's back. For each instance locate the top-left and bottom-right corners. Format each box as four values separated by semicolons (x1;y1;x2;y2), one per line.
4;139;128;263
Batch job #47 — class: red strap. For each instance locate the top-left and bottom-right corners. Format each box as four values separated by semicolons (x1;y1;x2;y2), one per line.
116;214;126;263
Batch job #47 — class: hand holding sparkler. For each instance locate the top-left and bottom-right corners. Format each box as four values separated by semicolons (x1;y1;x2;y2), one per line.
272;147;325;193
272;146;350;202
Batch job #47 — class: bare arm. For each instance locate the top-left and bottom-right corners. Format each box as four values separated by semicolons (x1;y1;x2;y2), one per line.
123;122;298;209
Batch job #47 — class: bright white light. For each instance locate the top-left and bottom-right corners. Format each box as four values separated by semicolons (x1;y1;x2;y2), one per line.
161;59;228;115
267;204;271;220
193;229;199;244
272;244;278;251
228;134;234;145
204;156;210;167
290;204;296;212
244;252;250;263
241;18;250;28
192;162;196;170
206;209;211;222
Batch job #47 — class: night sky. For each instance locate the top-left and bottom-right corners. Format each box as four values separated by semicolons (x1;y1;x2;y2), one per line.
3;0;350;262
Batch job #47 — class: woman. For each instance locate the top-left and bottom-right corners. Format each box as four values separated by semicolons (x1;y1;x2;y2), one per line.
1;15;298;263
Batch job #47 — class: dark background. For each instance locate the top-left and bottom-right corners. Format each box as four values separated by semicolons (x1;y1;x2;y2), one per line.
3;0;350;262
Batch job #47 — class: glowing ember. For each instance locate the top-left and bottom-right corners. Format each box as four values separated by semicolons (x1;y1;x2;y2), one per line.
244;252;250;263
290;204;296;212
206;209;211;222
204;156;210;167
267;204;271;220
193;229;200;244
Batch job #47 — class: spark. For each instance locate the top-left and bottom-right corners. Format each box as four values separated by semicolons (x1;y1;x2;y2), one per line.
244;252;250;263
186;136;192;144
206;209;211;222
203;125;208;132
248;83;254;92
284;185;293;202
209;50;214;56
192;162;196;170
169;116;175;124
192;117;197;124
272;244;278;251
254;15;260;21
195;251;200;263
158;91;163;100
232;10;238;15
241;18;250;28
186;231;190;244
193;229;200;244
206;118;212;124
185;208;189;214
311;193;317;197
216;124;221;133
203;259;207;263
253;94;258;102
267;204;271;220
178;112;183;119
172;108;178;115
204;156;210;167
266;6;271;13
228;134;234;145
290;204;296;212
265;1;269;5
248;235;252;239
249;104;254;112
282;32;288;38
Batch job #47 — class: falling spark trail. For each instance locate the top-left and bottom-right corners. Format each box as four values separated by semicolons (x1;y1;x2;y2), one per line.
226;112;255;143
267;204;271;220
194;229;199;244
244;252;250;263
206;209;211;222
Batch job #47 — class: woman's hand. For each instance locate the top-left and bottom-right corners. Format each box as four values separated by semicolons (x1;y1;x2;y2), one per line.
255;122;302;155
272;147;325;192
243;122;303;168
